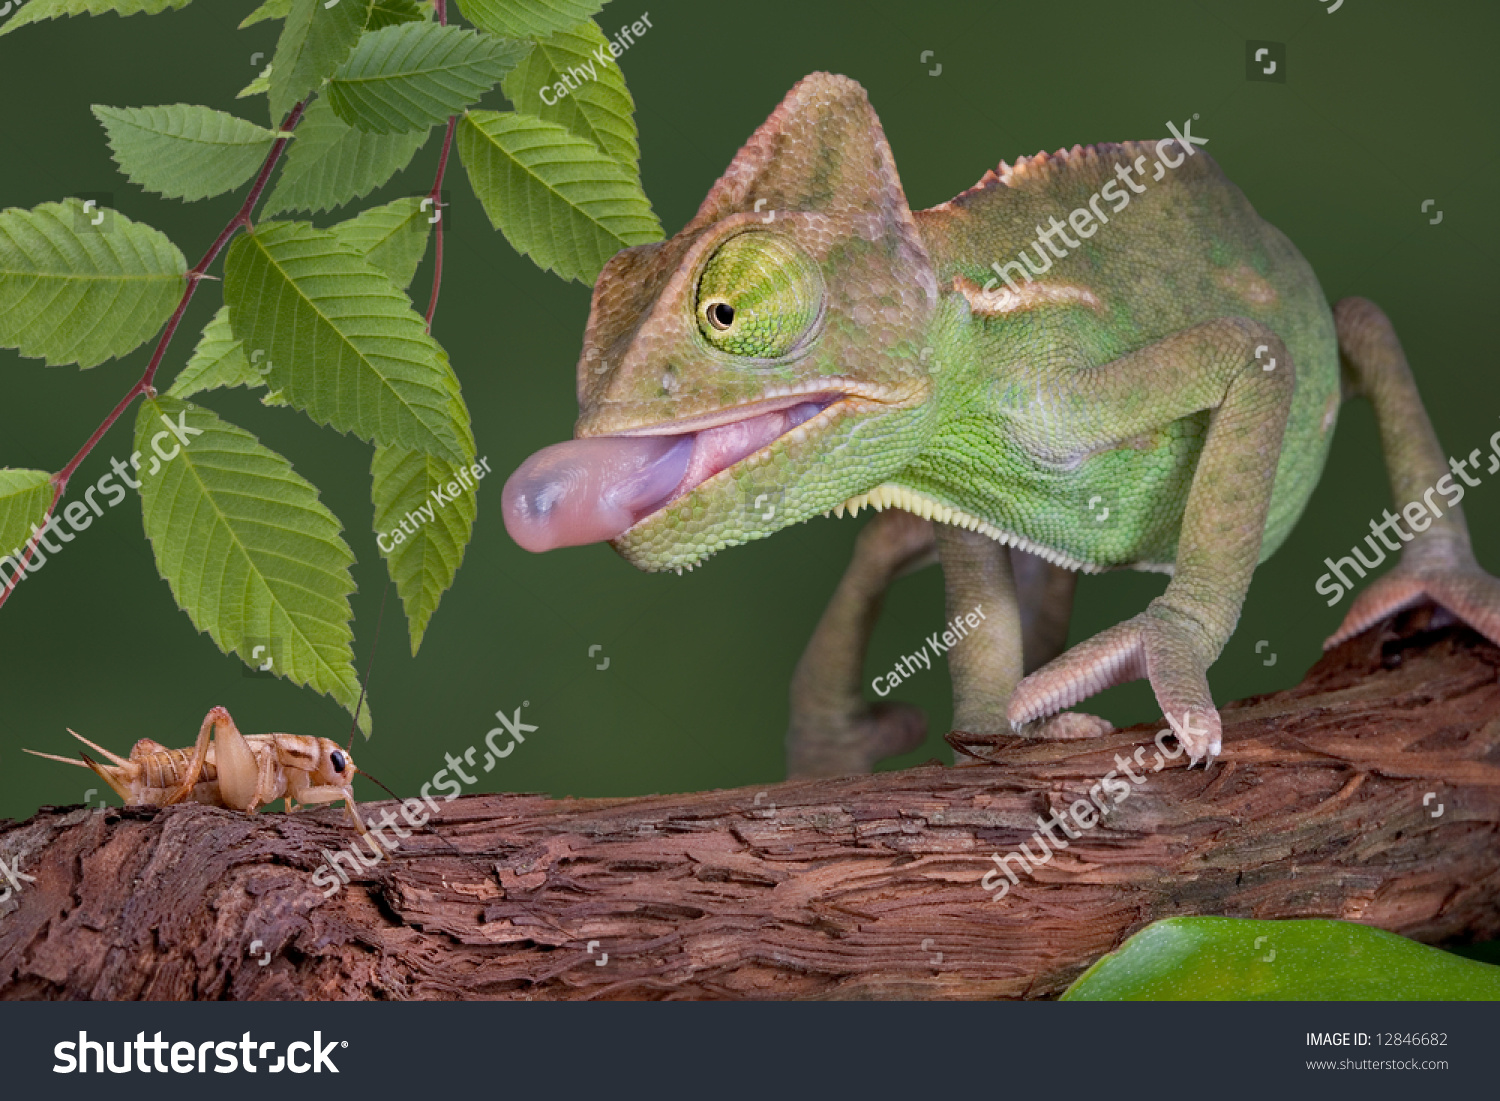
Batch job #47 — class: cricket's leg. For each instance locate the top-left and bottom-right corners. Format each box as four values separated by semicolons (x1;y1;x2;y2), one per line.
1007;318;1297;764
787;509;936;778
162;708;222;805
287;771;369;835
1325;298;1500;648
1010;548;1077;674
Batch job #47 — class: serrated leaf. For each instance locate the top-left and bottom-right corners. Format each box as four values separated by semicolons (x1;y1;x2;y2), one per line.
92;104;283;202
263;97;429;215
328;196;431;288
0;0;193;38
368;0;429;29
1062;917;1500;1001
223;220;468;462
238;0;289;29
457;110;661;283
503;20;638;166
0;199;187;368
372;445;481;654
327;21;527;135
454;0;602;40
238;63;274;100
268;0;373;125
0;470;55;563
167;306;267;399
135;395;370;733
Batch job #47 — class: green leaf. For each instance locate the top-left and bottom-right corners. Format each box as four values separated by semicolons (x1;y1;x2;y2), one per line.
372;445;481;654
268;0;373;126
237;63;274;100
457;110;661;284
223;220;469;462
0;0;193;38
262;97;430;215
167;306;267;399
327;21;527;135
454;0;603;41
239;0;289;29
1062;917;1500;1001
0;199;187;368
368;0;429;29
135;395;370;733
328;196;432;288
503;20;638;166
0;470;55;563
92;104;284;203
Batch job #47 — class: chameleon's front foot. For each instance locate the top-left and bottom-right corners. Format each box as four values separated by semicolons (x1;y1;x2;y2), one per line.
1325;549;1500;652
1007;600;1223;765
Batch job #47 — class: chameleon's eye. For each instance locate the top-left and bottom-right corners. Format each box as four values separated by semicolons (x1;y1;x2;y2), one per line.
330;750;347;774
695;232;824;358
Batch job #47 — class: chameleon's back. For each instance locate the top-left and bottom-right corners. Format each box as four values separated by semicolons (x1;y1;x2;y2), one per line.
912;142;1340;570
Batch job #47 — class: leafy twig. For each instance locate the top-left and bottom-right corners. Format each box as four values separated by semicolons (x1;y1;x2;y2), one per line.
0;101;307;613
425;0;451;330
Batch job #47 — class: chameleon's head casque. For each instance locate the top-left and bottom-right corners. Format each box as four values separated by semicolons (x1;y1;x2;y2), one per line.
503;72;941;570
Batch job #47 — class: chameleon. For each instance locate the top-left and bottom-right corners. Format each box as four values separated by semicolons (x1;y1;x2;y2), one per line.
501;72;1500;776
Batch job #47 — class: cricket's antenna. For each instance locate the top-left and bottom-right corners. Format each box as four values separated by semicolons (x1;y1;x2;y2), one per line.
348;578;392;751
356;765;466;857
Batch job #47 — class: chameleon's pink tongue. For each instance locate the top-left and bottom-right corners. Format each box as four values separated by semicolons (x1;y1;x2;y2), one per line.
503;401;827;552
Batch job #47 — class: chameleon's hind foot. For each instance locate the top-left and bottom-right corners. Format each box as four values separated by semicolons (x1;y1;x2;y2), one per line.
1012;710;1115;741
1007;601;1223;766
1325;558;1500;651
788;700;927;778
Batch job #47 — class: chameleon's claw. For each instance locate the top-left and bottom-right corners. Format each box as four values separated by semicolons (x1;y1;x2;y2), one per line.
1325;559;1500;652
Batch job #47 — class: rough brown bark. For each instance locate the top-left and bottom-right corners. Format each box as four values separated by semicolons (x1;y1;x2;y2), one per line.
3;610;1499;1000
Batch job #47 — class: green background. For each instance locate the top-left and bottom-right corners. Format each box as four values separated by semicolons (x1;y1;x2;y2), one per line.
1;0;1496;821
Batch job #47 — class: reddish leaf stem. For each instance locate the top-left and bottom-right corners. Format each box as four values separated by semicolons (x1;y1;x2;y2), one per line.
0;101;307;612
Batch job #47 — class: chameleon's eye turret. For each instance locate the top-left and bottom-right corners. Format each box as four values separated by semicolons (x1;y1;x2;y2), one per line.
694;232;824;359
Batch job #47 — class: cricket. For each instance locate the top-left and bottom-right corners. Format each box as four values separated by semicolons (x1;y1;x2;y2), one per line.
24;706;373;838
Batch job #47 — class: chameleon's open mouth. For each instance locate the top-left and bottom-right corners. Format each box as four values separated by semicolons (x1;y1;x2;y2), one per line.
502;392;845;553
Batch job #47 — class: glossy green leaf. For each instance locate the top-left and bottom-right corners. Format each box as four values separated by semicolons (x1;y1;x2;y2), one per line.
502;20;638;165
239;0;289;29
456;109;661;284
92;103;283;202
1062;917;1500;1001
223;220;468;462
454;0;603;41
134;395;369;733
263;97;430;215
327;21;526;134
268;0;373;125
0;0;193;38
167;306;267;399
328;196;432;288
372;444;481;654
0;199;187;368
237;63;274;101
368;0;428;27
0;469;55;562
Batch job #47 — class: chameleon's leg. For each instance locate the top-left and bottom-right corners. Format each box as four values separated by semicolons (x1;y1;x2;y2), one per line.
1007;318;1297;763
786;509;935;778
936;525;1024;736
1010;548;1077;674
1324;297;1500;648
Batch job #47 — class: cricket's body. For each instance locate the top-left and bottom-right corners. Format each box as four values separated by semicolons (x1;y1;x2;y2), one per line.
26;706;367;834
503;72;1500;776
905;141;1341;572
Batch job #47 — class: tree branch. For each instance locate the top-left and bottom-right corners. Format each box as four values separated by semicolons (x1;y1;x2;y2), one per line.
3;609;1498;1000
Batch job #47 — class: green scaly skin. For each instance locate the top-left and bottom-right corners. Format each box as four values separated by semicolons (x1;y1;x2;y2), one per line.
568;73;1500;770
